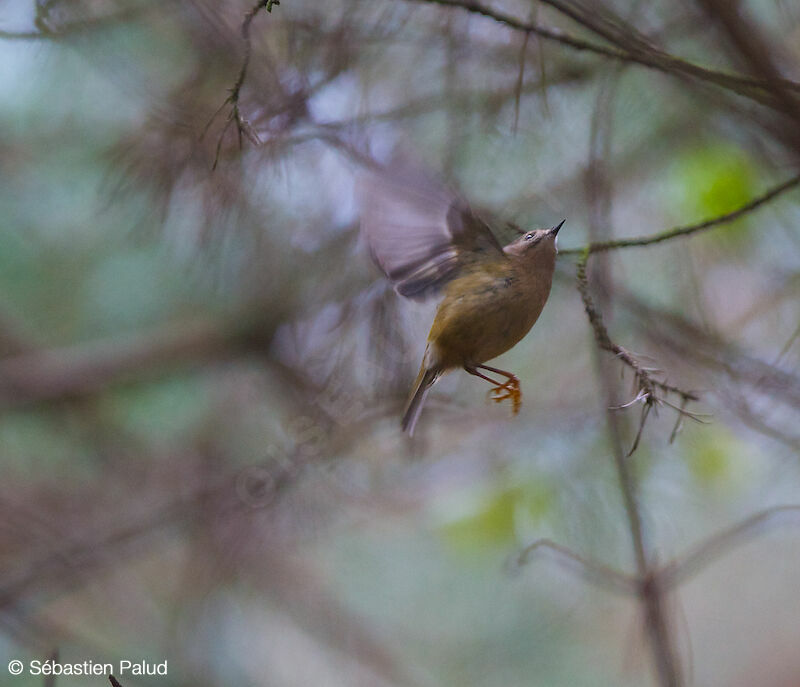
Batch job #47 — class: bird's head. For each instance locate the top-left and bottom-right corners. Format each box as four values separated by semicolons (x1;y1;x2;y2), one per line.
504;219;564;260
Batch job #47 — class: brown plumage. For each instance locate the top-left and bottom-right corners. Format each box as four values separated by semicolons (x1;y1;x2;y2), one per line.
361;165;562;435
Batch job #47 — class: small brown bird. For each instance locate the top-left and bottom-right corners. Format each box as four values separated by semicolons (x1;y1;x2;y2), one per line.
362;165;562;435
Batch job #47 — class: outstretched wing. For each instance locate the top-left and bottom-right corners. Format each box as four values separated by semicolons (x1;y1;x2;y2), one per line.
360;165;504;301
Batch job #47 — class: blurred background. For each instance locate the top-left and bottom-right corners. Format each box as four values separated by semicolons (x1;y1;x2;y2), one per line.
1;0;799;685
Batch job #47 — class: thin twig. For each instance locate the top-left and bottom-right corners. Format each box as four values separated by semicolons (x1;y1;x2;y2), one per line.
202;0;281;169
576;252;699;454
660;505;800;589
514;538;637;596
576;254;698;405
561;172;800;255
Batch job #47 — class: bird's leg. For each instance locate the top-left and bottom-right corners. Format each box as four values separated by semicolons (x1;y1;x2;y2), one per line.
477;364;522;414
465;365;522;415
465;366;505;386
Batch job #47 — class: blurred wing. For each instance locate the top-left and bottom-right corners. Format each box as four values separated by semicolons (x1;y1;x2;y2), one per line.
360;166;504;301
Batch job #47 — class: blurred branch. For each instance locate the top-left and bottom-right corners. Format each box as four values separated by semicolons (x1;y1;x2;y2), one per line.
318;63;589;128
0;452;298;611
244;541;421;687
0;29;41;40
774;321;800;367
43;649;58;687
619;293;800;410
614;287;800;448
517;504;800;684
407;0;623;58
661;505;800;589
0;2;160;40
0;481;218;610
514;538;637;596
511;28;530;134
561;172;800;256
582;76;683;684
405;0;800;107
0;444;416;685
0;311;35;357
595;329;683;687
535;0;795;99
0;315;279;410
725;395;800;451
695;0;800;147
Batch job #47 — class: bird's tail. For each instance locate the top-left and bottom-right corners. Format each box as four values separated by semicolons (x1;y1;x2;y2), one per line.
401;367;439;436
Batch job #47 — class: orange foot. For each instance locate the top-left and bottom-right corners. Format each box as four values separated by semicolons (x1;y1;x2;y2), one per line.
487;375;522;415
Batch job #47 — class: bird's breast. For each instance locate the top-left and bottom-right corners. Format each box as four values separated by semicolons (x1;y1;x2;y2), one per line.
427;263;553;368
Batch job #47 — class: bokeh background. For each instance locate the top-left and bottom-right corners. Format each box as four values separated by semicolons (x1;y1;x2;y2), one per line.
1;0;799;685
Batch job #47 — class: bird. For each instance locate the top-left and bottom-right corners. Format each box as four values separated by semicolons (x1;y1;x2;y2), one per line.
361;164;562;436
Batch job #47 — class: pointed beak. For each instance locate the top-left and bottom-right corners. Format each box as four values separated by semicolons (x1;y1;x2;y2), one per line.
549;219;566;237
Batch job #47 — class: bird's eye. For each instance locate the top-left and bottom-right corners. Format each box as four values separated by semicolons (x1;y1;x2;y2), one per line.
524;233;535;241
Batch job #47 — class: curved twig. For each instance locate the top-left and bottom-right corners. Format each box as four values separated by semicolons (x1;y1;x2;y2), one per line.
514;538;637;596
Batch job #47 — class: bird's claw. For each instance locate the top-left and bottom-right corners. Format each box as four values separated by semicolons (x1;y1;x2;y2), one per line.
487;376;522;415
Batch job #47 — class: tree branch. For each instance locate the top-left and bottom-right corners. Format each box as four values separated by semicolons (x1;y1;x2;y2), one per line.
203;0;281;169
661;505;800;589
576;256;699;401
514;538;637;596
403;0;800;107
576;253;702;455
0;315;278;410
561;172;800;256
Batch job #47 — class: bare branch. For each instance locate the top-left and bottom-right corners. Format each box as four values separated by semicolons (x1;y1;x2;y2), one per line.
0;3;162;41
594;331;684;687
576;253;699;454
561;172;800;256
514;538;637;596
43;649;58;687
661;505;800;589
203;0;281;168
694;0;800;151
0;316;278;409
404;0;800;107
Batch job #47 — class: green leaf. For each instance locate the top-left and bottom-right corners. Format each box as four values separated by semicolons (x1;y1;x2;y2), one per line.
438;481;554;554
675;144;758;248
684;428;735;487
